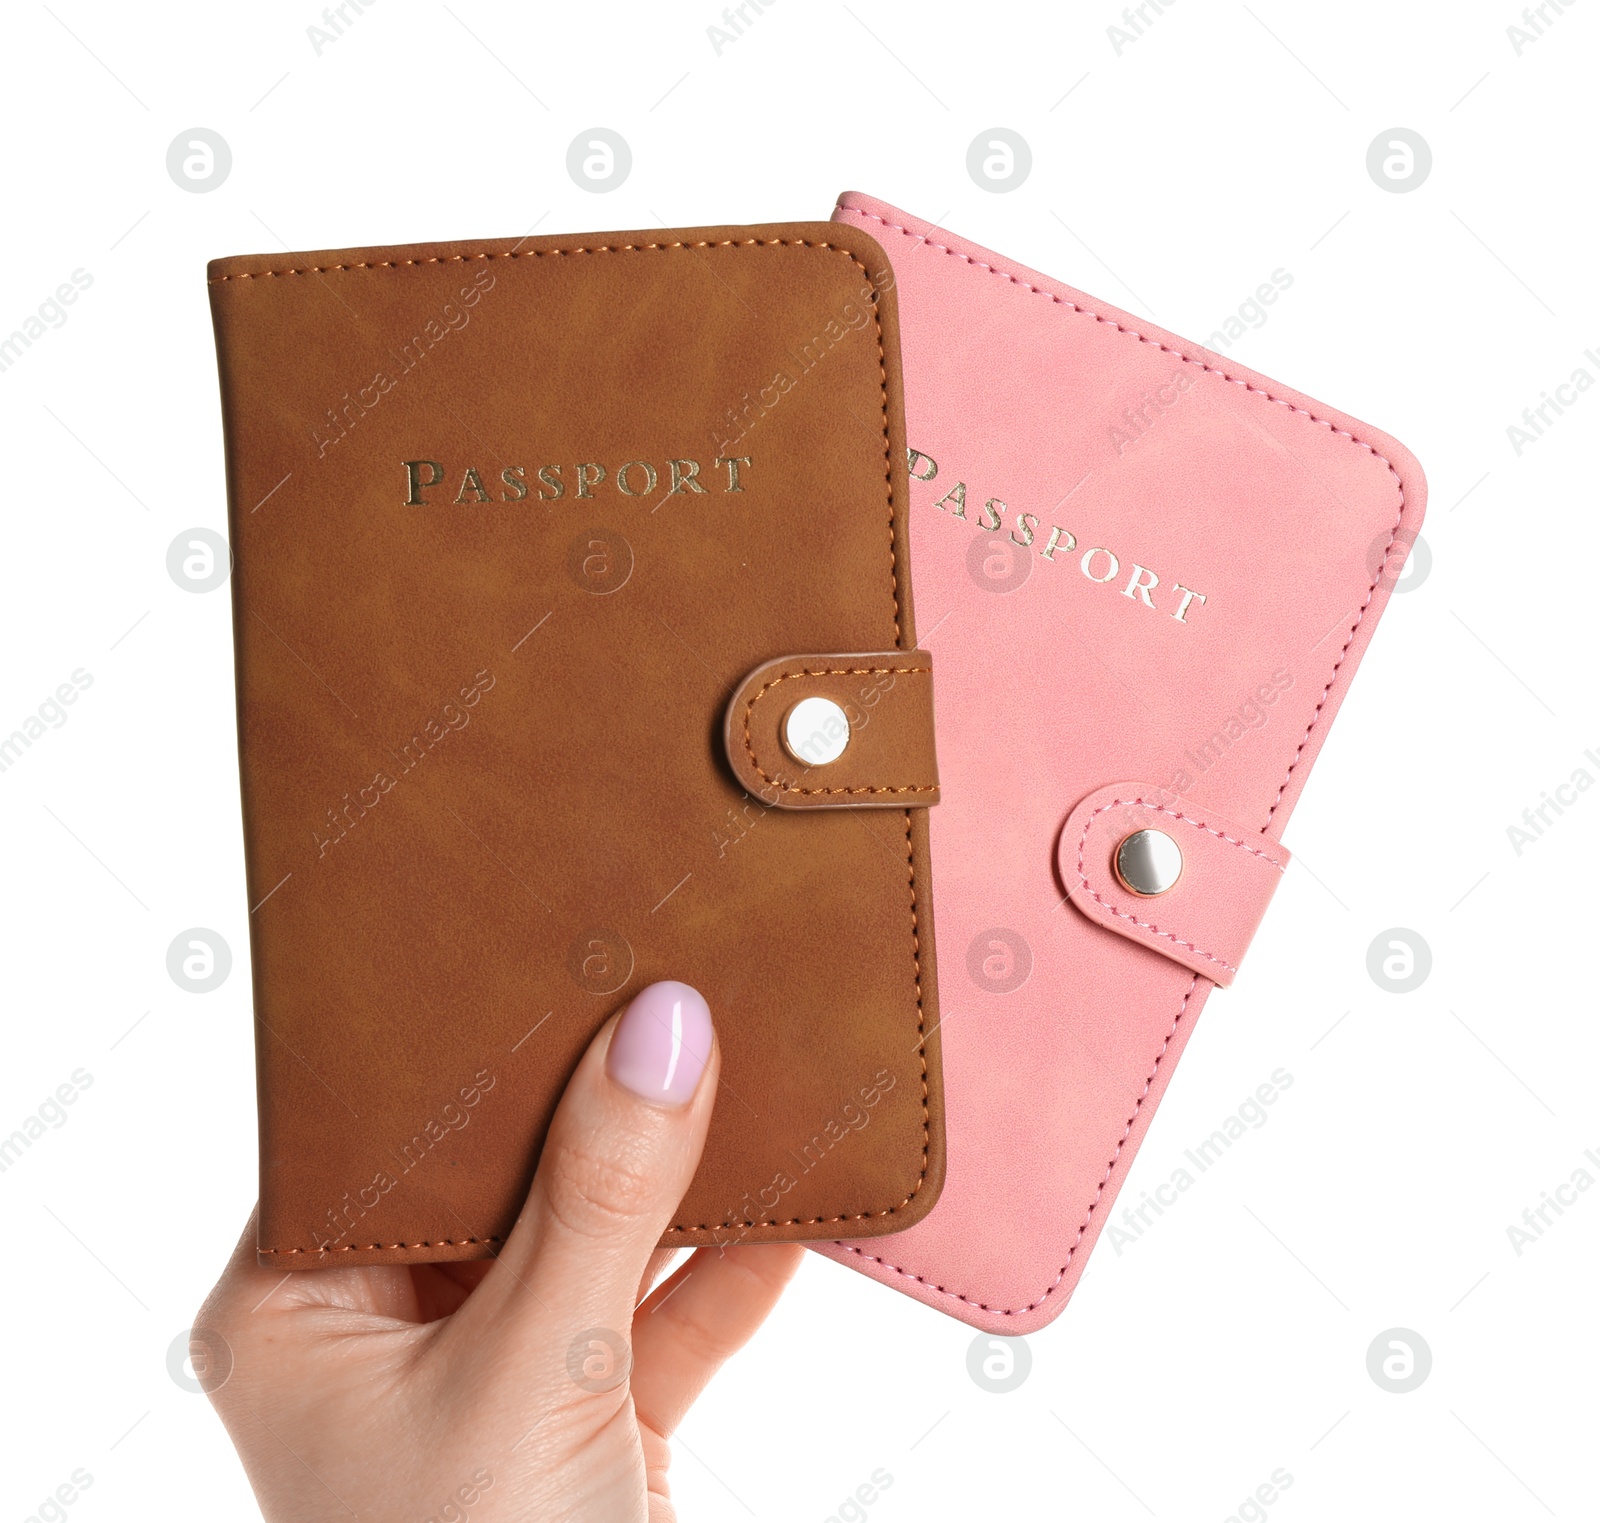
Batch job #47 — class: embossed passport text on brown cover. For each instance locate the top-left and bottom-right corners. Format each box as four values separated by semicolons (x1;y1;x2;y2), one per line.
207;222;945;1267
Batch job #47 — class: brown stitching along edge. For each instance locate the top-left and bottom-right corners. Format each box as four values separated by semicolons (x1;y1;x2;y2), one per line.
234;235;934;1251
740;665;937;797
664;236;932;1235
829;198;1410;1315
261;1235;503;1256
664;802;932;1236
212;236;877;287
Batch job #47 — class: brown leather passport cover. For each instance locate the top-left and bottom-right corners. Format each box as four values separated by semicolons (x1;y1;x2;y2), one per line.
207;222;945;1266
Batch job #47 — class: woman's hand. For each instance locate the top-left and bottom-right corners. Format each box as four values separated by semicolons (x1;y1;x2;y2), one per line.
197;980;802;1521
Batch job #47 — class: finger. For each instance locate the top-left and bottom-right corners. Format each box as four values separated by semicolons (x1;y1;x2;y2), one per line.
200;1207;332;1322
194;1207;270;1340
630;1243;804;1437
203;1208;265;1299
637;1247;682;1308
455;981;717;1351
203;1206;431;1324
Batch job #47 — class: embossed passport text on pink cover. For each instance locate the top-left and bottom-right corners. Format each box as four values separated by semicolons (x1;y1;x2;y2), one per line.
818;193;1426;1332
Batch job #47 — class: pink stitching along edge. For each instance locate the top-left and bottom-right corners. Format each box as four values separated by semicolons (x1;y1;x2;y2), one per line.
837;974;1201;1316
834;199;1408;836
1070;797;1288;977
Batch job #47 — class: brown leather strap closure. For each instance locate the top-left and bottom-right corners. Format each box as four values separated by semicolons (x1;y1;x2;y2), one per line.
722;652;940;810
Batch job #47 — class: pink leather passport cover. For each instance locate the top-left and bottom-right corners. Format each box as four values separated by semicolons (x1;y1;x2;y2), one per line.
818;192;1426;1332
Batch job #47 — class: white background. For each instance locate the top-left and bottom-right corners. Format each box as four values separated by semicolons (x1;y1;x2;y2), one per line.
2;1;1596;1519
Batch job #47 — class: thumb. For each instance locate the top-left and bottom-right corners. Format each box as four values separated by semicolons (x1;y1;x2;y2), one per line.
460;980;718;1348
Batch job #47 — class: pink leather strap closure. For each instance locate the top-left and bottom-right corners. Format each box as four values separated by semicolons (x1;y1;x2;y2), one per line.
1057;784;1291;987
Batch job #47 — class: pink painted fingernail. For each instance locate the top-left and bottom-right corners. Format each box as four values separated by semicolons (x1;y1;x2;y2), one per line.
606;981;712;1107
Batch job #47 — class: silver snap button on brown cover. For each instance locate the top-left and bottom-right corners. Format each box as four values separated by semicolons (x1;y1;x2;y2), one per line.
782;696;851;765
